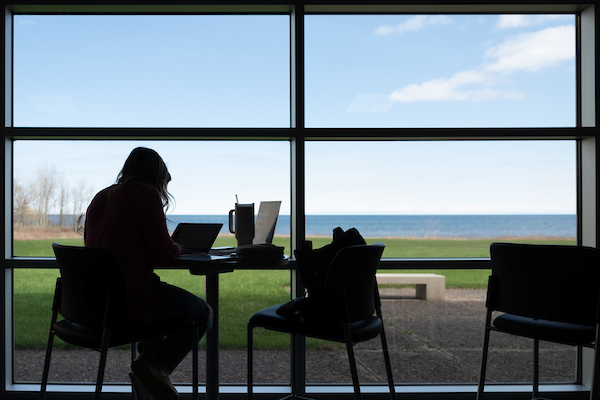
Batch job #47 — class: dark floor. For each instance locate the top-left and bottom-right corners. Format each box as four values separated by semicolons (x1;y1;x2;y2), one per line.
15;289;578;386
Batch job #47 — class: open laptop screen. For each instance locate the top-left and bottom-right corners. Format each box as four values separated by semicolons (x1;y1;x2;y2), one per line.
171;223;223;253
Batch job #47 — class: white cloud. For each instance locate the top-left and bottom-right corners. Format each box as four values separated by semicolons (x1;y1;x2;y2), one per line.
485;25;575;73
375;15;453;35
374;25;395;36
390;70;524;103
389;25;574;104
496;14;572;29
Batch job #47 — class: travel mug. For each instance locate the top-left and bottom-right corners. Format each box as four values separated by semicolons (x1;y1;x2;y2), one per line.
228;203;255;247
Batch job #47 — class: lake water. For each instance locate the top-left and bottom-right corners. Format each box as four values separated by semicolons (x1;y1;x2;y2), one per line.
166;214;576;239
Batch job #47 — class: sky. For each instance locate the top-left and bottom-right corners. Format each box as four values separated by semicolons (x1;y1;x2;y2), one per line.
11;13;577;215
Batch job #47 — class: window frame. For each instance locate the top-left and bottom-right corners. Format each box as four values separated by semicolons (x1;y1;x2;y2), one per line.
2;2;598;400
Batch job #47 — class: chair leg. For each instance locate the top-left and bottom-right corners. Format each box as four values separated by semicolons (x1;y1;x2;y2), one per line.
41;285;60;400
95;327;112;400
375;286;395;400
343;323;362;400
476;310;493;400
40;330;56;400
533;338;540;400
193;325;199;400
592;341;599;400
131;342;137;400
379;322;396;400
247;323;254;400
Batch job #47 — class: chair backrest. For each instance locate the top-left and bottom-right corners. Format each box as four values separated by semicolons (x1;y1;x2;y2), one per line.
324;243;385;323
52;243;127;328
489;242;600;326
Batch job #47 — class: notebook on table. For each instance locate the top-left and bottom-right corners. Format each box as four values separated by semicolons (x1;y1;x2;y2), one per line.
253;201;282;245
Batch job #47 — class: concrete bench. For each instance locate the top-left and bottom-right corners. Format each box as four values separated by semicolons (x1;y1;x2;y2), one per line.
376;273;446;301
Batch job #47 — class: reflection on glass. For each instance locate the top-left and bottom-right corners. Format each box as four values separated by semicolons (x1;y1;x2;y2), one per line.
14;15;290;128
306;14;575;128
307;269;576;384
13;140;291;256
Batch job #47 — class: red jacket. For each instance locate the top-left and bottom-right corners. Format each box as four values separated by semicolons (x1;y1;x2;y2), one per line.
84;182;180;323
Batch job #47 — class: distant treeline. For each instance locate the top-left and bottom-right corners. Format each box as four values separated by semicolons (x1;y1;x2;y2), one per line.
13;164;94;232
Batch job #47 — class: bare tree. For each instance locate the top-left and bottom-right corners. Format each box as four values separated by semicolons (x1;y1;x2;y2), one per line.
15;165;95;232
32;164;57;227
57;176;70;228
71;178;94;232
13;177;33;228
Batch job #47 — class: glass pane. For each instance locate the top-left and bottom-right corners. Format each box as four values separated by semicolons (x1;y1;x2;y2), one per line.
13;140;291;256
16;268;577;386
305;140;576;258
15;268;158;384
306;14;575;128
217;269;291;385
14;15;290;128
14;268;292;386
306;270;577;385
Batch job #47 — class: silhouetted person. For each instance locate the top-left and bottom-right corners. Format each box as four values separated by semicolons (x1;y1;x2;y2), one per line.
85;147;212;400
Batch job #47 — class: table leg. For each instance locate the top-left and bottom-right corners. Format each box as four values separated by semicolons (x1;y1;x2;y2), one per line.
206;273;219;400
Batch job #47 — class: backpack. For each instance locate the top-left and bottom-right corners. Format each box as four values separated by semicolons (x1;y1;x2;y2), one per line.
277;227;366;320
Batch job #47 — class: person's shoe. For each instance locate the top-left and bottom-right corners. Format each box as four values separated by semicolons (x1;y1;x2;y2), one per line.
131;355;179;400
129;372;154;400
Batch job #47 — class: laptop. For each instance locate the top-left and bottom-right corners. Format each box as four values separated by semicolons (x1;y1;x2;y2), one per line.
171;223;223;254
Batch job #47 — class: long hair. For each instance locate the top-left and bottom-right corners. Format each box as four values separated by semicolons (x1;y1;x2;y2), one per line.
115;147;174;211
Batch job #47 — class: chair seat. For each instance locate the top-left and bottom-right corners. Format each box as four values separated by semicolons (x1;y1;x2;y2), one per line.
54;319;196;349
493;313;596;346
249;304;382;343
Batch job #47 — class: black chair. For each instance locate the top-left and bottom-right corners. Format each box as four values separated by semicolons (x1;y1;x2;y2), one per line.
477;242;600;400
40;243;200;400
247;243;395;400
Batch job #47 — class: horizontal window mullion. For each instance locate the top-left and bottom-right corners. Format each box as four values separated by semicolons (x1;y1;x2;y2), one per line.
7;2;594;15
3;257;490;270
302;127;596;140
4;127;595;141
3;258;57;269
3;127;294;141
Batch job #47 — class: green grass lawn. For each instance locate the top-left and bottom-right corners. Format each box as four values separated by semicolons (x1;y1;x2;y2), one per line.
12;235;575;350
12;235;575;259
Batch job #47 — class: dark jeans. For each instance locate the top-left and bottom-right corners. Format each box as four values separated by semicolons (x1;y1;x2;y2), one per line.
142;281;211;375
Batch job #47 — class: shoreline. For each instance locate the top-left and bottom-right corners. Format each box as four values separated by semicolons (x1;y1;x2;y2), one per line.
12;227;575;242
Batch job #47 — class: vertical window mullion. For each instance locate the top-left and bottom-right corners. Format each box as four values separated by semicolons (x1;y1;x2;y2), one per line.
578;4;598;393
290;4;307;398
2;6;13;396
